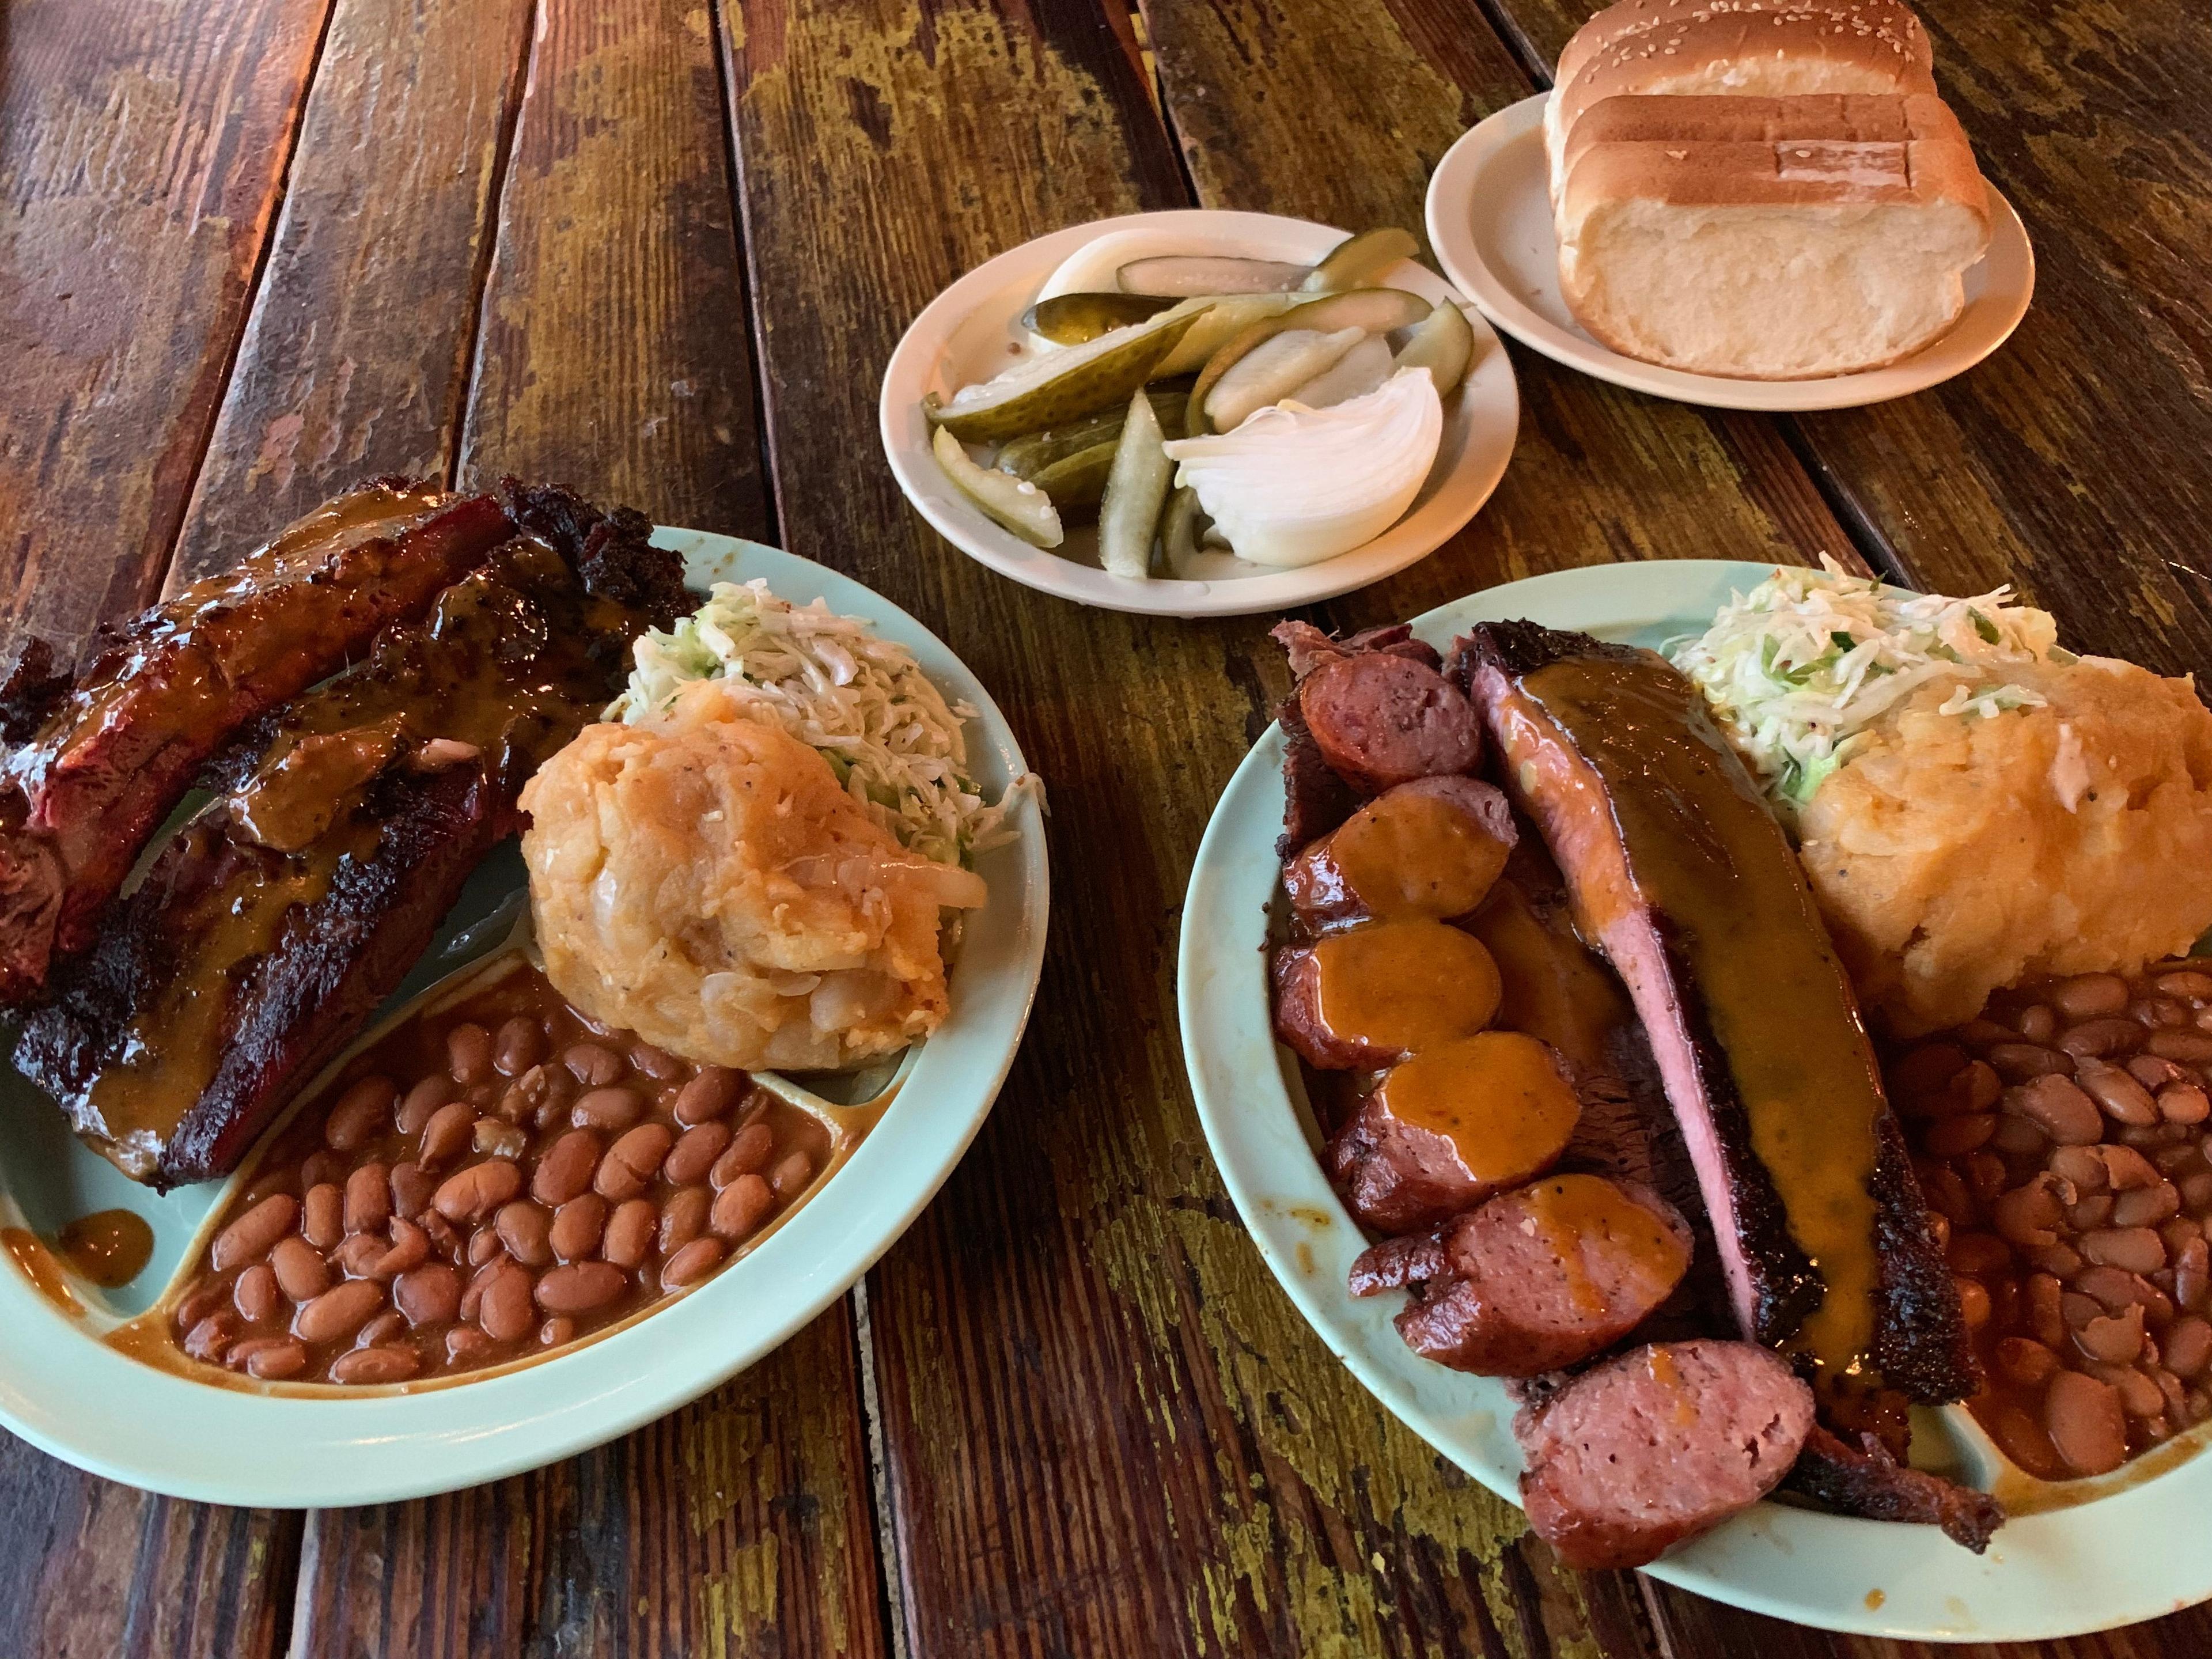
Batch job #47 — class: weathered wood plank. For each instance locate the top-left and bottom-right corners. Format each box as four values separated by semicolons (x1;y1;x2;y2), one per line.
456;0;768;534
719;0;1844;1654
0;1437;297;1659
0;0;332;654
169;0;537;584
1452;0;2212;675
292;1309;882;1659
286;3;879;1653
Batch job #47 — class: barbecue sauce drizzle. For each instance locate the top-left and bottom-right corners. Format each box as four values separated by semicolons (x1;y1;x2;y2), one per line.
78;538;644;1158
1510;655;1888;1387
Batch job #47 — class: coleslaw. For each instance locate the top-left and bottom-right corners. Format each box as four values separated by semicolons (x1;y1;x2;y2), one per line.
1667;558;2067;810
613;581;1037;867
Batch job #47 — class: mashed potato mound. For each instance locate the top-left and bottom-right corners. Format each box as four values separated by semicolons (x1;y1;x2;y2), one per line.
1798;654;2212;1035
520;683;987;1070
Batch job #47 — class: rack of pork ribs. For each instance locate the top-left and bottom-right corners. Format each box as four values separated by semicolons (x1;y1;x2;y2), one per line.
0;478;688;1189
1267;618;2003;1571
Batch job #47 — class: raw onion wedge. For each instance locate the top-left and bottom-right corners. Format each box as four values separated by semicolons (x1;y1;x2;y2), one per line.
1117;254;1309;296
1099;390;1175;578
926;309;1198;444
1301;228;1420;293
1205;327;1368;433
1023;291;1176;344
933;427;1063;547
1393;300;1476;393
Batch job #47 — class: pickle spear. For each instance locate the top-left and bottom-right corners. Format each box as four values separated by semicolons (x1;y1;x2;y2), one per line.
1205;327;1368;433
1029;440;1119;509
1393;299;1476;393
932;427;1064;547
994;385;1188;480
1152;293;1305;376
1023;291;1176;345
926;309;1198;444
1301;228;1420;293
1185;289;1429;434
1161;485;1210;578
1116;254;1309;297
1099;390;1174;579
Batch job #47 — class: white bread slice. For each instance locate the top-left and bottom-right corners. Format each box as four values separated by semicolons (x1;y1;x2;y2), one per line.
1544;1;1934;183
1555;93;1991;378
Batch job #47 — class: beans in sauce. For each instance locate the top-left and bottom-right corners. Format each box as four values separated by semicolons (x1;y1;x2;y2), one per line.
167;961;834;1387
1892;961;2212;1479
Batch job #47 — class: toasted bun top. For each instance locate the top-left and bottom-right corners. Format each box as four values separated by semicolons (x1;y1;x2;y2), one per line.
1556;0;1930;93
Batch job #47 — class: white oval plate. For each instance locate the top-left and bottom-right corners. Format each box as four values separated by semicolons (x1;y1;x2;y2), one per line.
1177;559;2212;1639
0;528;1048;1508
879;210;1520;617
1426;94;2035;412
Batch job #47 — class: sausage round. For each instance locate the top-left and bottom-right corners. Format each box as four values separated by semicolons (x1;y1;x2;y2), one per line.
1296;652;1482;796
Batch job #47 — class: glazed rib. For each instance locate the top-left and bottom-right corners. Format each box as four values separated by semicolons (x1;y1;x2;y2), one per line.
0;482;512;1005
16;486;685;1185
1453;620;1977;1406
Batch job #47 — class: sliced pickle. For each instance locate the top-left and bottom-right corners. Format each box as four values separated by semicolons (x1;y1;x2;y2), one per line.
1285;332;1393;408
1205;326;1368;433
1116;254;1310;297
994;385;1188;480
1152;293;1305;376
1028;440;1119;508
1023;291;1176;345
931;426;1064;547
926;310;1198;444
1185;288;1430;433
1393;299;1476;393
1301;227;1421;293
1098;391;1174;579
1161;484;1209;578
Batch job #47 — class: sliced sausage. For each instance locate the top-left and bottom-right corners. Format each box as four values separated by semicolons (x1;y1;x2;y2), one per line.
1351;1175;1691;1374
1271;920;1501;1071
1296;651;1481;796
1516;1340;1814;1570
1325;1032;1581;1232
1283;777;1517;932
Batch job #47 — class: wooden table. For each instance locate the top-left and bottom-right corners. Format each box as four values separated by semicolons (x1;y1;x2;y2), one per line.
3;0;2209;1651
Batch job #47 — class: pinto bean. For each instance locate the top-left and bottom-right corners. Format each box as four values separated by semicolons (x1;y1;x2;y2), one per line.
302;1183;344;1250
497;1201;554;1268
358;1309;408;1348
1994;1336;2061;1388
244;1341;308;1381
332;1346;422;1385
434;1160;524;1224
712;1175;777;1243
2074;1304;2147;1365
213;1194;300;1272
2157;970;2212;1001
2160;1085;2211;1126
2052;974;2131;1019
325;1077;397;1150
2059;1018;2143;1059
446;1327;497;1365
344;1162;392;1234
2149;1029;2212;1065
660;1187;710;1257
419;1100;478;1171
713;1124;775;1188
295;1279;387;1345
673;1068;744;1125
467;1226;503;1268
2082;1228;2169;1275
269;1236;329;1303
389;1161;437;1222
602;1199;656;1268
2076;1057;2160;1126
447;1022;495;1087
541;1316;577;1347
594;1124;674;1202
184;1312;240;1364
1989;1043;2072;1082
2044;1371;2128;1476
395;1262;463;1327
1994;1176;2067;1251
536;1262;628;1315
665;1122;732;1186
494;1017;546;1078
1954;1275;1992;1327
2028;1273;2067;1347
1926;1114;1998;1157
532;1128;601;1207
399;1074;452;1134
661;1238;724;1289
770;1151;815;1201
565;1043;625;1088
478;1261;538;1342
2112;1183;2183;1230
2008;1076;2103;1145
551;1195;608;1263
573;1086;646;1134
233;1263;281;1324
630;1043;684;1081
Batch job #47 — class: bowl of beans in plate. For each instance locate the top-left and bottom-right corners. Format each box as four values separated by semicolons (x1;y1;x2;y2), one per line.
1889;960;2212;1484
156;949;854;1389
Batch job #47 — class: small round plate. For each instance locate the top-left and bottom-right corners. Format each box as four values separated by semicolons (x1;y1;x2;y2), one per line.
879;210;1520;618
1425;94;2035;412
0;529;1049;1508
1179;559;2212;1639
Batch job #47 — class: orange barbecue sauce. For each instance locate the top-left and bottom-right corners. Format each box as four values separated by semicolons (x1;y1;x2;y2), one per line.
1308;921;1502;1057
1374;1032;1580;1183
1327;789;1512;921
56;1209;155;1287
1521;1175;1689;1320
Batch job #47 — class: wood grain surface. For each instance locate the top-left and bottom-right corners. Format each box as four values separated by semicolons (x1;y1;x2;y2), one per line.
3;0;2211;1650
168;0;536;584
0;0;333;655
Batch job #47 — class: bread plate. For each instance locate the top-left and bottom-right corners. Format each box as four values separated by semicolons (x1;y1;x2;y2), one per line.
879;210;1518;618
0;528;1047;1508
1425;95;2034;412
1177;558;2212;1638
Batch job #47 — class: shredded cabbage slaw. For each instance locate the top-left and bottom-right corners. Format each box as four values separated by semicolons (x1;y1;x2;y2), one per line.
613;581;1037;868
1667;558;2069;810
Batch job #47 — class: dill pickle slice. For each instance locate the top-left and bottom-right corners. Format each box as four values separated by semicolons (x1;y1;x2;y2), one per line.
1022;291;1176;345
1184;288;1430;434
1300;228;1421;293
1116;254;1309;297
926;310;1198;444
931;427;1063;548
1392;299;1476;392
1098;391;1174;579
1161;484;1209;578
1028;440;1119;508
994;385;1189;480
1204;327;1367;433
1152;294;1304;377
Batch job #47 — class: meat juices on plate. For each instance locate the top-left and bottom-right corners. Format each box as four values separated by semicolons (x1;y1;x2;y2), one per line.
167;961;831;1387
